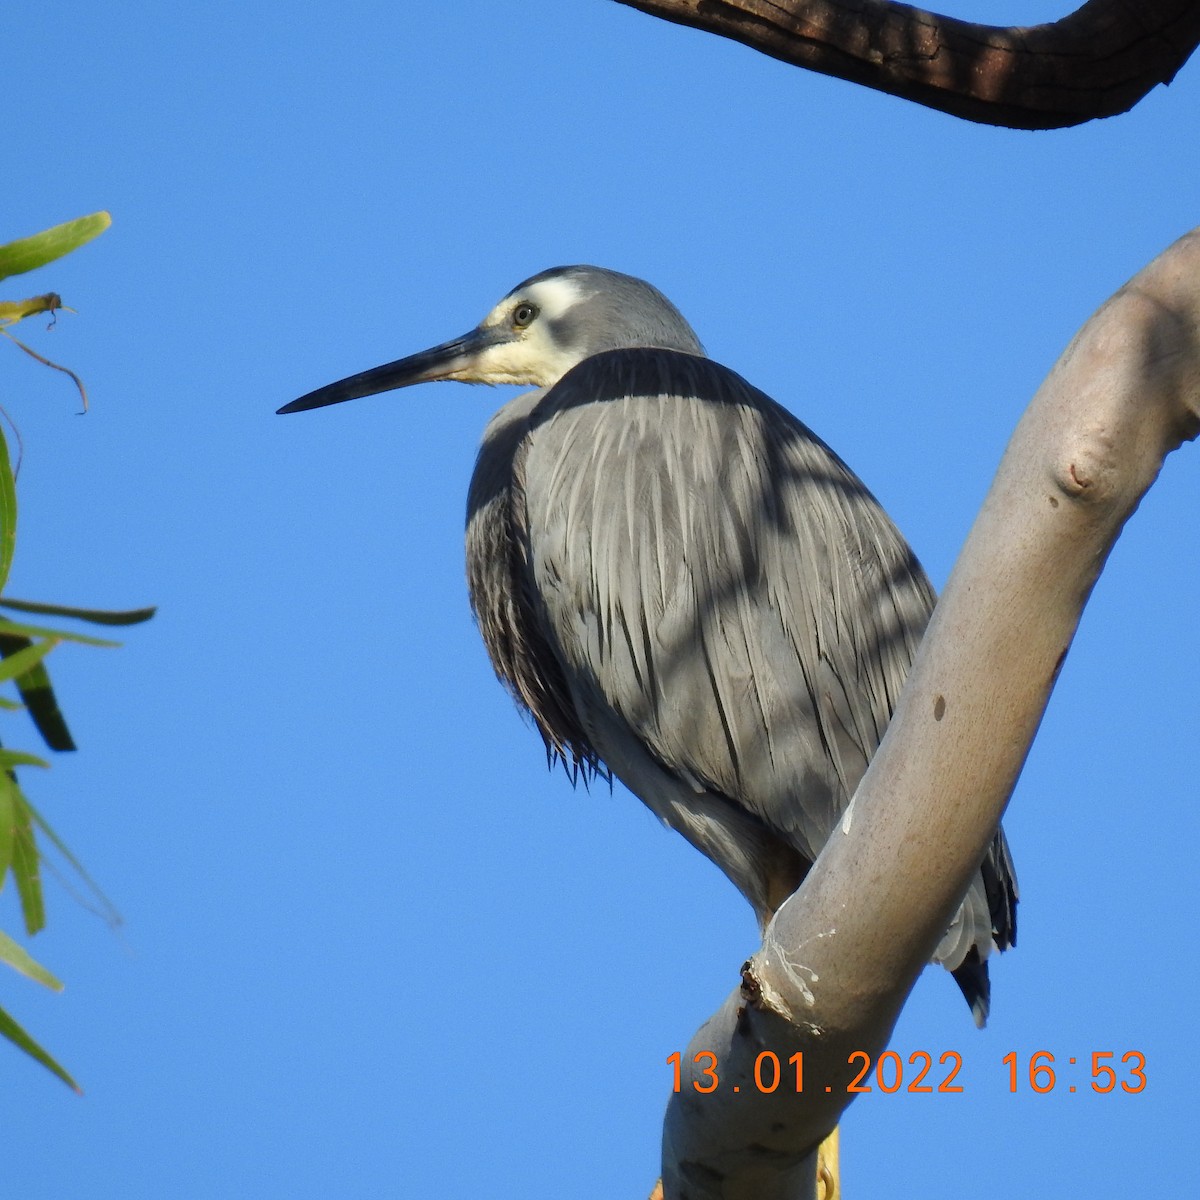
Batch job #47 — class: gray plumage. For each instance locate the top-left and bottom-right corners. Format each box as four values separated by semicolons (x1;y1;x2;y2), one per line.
279;264;1017;1024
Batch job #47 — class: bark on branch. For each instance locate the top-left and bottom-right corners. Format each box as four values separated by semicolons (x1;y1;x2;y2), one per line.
661;227;1200;1196
613;0;1200;128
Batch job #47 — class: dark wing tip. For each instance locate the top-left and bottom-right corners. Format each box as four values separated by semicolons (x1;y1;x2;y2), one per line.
981;828;1019;951
951;949;990;1029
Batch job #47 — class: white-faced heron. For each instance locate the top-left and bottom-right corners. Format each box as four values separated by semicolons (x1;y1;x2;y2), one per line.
279;265;1017;1025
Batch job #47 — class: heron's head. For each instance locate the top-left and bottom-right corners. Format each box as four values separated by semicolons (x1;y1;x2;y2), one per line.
278;265;704;415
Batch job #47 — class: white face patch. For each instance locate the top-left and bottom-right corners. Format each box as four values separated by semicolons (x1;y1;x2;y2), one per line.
471;274;589;388
479;274;585;333
519;275;585;322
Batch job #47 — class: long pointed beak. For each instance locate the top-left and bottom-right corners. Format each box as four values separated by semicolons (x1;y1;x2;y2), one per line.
277;326;505;415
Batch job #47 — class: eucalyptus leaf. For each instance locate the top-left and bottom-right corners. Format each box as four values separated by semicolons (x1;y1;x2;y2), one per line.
0;430;15;594
0;639;56;685
0;750;49;770
0;931;64;991
0;631;76;750
0;619;119;648
10;794;44;936
0;597;156;627
0;212;111;283
23;794;121;929
0;1004;80;1092
0;772;14;884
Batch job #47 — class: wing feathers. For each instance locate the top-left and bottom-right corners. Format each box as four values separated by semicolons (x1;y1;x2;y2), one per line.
522;349;931;855
500;347;1015;979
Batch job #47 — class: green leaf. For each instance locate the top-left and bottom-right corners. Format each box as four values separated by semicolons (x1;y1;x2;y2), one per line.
0;771;14;886
0;634;74;751
0;597;156;627
23;794;120;930
0;638;56;685
0;1004;80;1092
0;212;111;283
0;931;63;991
15;666;74;749
10;793;43;935
0;618;119;648
0;429;15;595
0;750;49;770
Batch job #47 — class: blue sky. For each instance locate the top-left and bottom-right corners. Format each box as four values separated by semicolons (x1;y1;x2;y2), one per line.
5;2;1199;1196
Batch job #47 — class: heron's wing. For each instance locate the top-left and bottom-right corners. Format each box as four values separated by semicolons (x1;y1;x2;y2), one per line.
519;348;936;863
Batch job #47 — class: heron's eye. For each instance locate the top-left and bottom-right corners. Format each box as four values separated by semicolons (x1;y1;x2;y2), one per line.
512;302;538;329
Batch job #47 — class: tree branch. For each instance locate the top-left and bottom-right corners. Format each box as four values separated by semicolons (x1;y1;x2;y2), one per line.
612;0;1200;129
661;227;1200;1195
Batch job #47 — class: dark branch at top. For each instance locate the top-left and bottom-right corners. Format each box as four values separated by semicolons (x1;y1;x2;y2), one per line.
612;0;1200;129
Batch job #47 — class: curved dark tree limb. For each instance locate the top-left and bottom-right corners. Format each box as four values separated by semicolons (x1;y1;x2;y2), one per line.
612;0;1200;128
661;228;1200;1195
